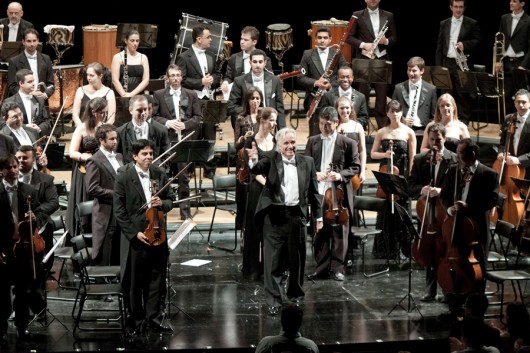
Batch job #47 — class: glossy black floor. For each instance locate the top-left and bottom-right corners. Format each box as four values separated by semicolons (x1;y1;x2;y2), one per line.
4;221;510;353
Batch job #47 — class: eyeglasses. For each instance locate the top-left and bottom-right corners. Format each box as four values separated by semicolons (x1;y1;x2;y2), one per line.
7;113;23;120
168;73;181;78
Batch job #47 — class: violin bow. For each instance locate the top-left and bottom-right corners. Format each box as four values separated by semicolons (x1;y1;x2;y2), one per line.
42;95;69;155
152;132;193;165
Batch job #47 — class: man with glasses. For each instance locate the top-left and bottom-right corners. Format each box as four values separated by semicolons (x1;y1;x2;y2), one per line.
0;101;39;148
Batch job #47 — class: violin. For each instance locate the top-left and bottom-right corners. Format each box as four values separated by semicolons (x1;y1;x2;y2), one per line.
14;195;45;279
376;140;400;200
31;135;51;175
492;113;525;226
412;148;445;267
144;180;167;246
437;166;483;295
323;163;349;226
236;147;251;184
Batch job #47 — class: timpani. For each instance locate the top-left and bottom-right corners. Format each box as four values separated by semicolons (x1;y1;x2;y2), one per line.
82;25;119;69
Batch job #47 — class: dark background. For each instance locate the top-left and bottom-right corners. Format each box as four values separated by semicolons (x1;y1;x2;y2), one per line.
25;0;506;90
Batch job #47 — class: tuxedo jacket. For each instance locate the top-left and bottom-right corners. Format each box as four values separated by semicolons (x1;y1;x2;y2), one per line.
152;86;202;142
85;149;124;260
499;12;530;68
0;18;33;42
499;113;530;174
0;134;16;155
0;125;39;148
176;48;222;91
114;163;174;282
250;151;322;221
392;80;437;127
435;16;482;68
304;133;361;218
116;120;170;164
408;148;457;199
319;87;369;128
228;71;286;129
223;51;273;84
296;47;347;94
347;8;398;59
440;162;499;249
27;169;59;229
7;52;55;98
1;93;51;136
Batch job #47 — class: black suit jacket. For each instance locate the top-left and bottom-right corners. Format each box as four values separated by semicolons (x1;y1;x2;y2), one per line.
227;71;286;129
319;87;369;128
408;148;457;199
223;51;273;84
1;93;51;136
0;125;39;147
116;120;170;164
347;8;397;59
250;151;322;221
499;113;530;174
435;16;482;68
85;150;123;260
152;87;202;142
176;48;222;92
296;47;347;94
391;80;437;127
499;12;530;68
7;52;55;98
0;18;33;42
27;169;59;229
0;133;16;155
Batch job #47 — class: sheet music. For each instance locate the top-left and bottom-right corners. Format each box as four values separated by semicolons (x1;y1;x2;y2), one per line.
168;219;196;250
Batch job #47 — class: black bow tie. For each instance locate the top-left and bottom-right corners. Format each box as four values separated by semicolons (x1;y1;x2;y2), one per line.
138;172;149;179
5;184;17;192
283;158;296;166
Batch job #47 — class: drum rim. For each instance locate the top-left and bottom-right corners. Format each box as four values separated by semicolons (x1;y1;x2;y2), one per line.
82;25;118;31
266;23;291;31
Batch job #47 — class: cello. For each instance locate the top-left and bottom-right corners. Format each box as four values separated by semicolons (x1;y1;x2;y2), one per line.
412;148;446;267
437;166;483;295
491;113;525;226
323;163;349;226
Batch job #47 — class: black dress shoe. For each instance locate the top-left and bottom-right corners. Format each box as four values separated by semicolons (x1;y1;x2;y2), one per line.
307;272;328;280
420;294;435;302
149;323;173;333
268;306;279;316
124;328;141;338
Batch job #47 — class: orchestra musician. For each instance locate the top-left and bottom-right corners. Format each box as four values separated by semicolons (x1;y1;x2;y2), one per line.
408;123;456;302
152;64;202;221
113;139;175;337
0;100;39;148
0;2;33;49
297;26;347;136
1;68;51;136
246;127;322;316
85;124;123;267
305;106;360;281
0;154;43;342
6;28;54;101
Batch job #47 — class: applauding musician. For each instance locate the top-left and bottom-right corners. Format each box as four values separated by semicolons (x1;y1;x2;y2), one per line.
114;139;175;337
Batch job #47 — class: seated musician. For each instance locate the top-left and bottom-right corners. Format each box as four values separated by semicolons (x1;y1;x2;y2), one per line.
0;101;41;150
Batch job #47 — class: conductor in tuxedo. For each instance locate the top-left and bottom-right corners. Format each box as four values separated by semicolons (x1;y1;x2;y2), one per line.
0;2;33;48
85;124;123;266
114;139;175;336
247;127;323;315
152;64;202;220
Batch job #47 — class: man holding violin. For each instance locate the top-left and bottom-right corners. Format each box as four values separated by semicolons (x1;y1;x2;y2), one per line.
0;154;44;342
114;139;175;337
305;106;360;282
408;123;456;302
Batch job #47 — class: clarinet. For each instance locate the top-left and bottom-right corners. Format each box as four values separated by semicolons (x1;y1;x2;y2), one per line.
123;50;129;94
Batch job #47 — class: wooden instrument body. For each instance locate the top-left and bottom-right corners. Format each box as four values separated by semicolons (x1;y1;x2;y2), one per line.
413;195;445;267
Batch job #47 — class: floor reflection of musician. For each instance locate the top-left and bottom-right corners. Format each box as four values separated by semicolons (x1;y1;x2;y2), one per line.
1;68;51;136
408;123;456;302
0;154;43;342
114;139;175;337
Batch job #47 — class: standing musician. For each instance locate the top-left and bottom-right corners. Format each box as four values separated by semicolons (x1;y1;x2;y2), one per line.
305;106;360;281
7;28;54;101
176;24;221;179
297;27;347;136
85;124;123;266
0;2;33;48
408;123;456;302
228;49;286;130
114;139;175;337
0;101;40;148
347;0;397;129
440;138;498;312
152;64;202;220
435;0;482;126
2;68;51;136
0;154;43;342
116;94;169;165
246;127;322;316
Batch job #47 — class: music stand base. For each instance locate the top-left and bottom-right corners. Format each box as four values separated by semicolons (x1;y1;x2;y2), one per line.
28;307;69;331
162;263;194;322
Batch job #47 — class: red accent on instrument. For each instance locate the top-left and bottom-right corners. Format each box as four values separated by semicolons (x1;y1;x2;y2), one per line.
323;163;349;226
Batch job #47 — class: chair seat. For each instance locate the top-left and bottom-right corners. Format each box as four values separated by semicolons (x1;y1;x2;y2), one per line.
86;265;120;280
55;246;74;259
486;270;530;282
351;226;381;239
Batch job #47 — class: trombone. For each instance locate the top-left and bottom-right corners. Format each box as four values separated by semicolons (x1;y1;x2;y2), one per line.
493;32;506;124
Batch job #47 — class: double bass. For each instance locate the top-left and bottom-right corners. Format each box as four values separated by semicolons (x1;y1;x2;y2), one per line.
491;113;525;226
412;148;445;267
437;166;483;295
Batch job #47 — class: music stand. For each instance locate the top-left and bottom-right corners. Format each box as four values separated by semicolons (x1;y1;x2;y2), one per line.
352;59;393;85
472;72;499;135
116;23;158;49
0;41;42;62
200;99;228;140
423;66;453;90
